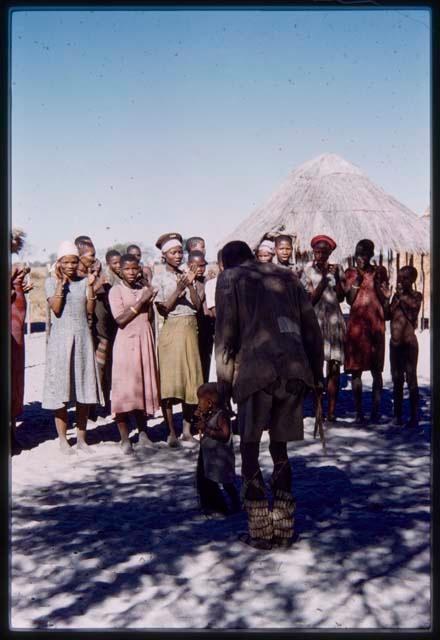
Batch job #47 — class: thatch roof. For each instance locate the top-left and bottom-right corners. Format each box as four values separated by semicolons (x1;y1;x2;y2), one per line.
221;153;430;261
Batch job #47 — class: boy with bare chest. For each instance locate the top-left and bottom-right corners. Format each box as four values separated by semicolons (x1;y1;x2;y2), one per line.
389;266;423;428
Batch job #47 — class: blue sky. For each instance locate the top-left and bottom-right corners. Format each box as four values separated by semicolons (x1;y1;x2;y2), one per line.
10;8;430;261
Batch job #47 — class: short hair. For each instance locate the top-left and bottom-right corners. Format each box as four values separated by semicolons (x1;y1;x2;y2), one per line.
186;236;205;251
221;241;254;269
355;239;375;257
188;250;206;263
120;253;140;268
399;265;418;283
217;249;223;264
274;235;293;247
197;383;220;404
126;244;141;254
74;235;94;254
105;249;121;263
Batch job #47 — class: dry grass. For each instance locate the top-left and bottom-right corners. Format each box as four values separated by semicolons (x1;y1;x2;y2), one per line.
27;267;49;323
221;153;430;261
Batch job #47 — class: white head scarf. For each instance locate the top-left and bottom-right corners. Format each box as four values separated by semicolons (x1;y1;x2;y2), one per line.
57;241;79;260
161;238;183;254
258;240;275;254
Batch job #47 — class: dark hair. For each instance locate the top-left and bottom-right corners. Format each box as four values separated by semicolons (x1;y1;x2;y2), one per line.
217;249;223;264
74;235;93;247
105;249;121;263
221;241;254;269
120;253;140;268
188;250;206;263
197;383;219;404
74;235;94;255
186;236;205;251
274;235;293;247
355;239;375;257
126;244;141;254
399;265;418;283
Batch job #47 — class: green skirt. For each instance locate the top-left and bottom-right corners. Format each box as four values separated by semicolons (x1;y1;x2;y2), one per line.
157;315;203;405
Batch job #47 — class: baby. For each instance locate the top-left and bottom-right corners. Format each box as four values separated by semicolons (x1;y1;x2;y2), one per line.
194;383;240;516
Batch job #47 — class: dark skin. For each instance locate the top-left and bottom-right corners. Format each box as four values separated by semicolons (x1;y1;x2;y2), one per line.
47;255;96;453
347;249;392;423
107;255;121;276
389;272;422;428
305;241;345;420
155;245;202;444
390;273;422;343
275;240;293;266
112;259;157;451
256;248;274;263
194;394;230;442
127;247;153;285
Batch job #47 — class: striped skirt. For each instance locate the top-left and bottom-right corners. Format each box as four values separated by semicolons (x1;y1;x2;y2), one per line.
157;315;203;405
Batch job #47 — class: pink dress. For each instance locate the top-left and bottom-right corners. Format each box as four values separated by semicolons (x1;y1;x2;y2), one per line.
108;283;160;415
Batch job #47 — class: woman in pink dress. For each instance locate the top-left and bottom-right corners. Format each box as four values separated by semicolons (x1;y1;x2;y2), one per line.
345;239;392;424
109;253;160;454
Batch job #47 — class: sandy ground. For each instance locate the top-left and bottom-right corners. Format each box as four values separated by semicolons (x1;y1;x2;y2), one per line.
11;331;431;630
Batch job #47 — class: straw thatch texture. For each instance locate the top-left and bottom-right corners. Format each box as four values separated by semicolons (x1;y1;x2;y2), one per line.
221;153;430;262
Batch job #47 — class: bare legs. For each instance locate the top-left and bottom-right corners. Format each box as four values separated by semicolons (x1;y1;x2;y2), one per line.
115;410;155;453
351;369;383;424
326;360;340;420
161;399;178;446
161;400;197;446
54;403;90;454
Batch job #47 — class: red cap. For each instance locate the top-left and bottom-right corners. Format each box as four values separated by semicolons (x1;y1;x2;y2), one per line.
310;235;337;251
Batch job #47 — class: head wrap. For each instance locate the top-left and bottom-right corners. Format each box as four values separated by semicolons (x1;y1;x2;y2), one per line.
57;241;79;260
310;235;337;251
161;238;183;254
258;240;275;254
155;232;183;253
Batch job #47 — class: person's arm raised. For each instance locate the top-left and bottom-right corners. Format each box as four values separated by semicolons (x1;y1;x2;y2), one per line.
47;265;68;317
111;286;157;329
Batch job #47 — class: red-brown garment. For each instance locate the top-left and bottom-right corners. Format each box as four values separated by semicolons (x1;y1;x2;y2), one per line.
344;266;387;373
11;274;26;418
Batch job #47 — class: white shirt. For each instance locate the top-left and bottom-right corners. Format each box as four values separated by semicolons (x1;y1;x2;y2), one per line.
205;277;217;310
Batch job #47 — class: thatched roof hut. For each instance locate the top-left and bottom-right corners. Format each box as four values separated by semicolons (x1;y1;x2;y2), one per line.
221;153;430;263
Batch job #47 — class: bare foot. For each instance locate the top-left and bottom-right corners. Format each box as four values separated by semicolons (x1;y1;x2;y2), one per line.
120;439;133;455
59;439;74;455
77;439;93;454
167;434;180;448
180;433;198;445
138;431;156;448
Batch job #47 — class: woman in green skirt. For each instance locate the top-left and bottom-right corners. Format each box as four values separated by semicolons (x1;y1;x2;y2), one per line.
152;232;204;447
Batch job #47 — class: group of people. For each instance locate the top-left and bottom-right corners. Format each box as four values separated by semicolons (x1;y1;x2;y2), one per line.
10;227;423;549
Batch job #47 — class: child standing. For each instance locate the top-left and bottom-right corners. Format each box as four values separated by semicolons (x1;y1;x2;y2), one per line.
194;383;240;516
389;266;423;428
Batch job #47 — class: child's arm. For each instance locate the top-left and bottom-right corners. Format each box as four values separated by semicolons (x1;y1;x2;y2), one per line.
204;411;230;443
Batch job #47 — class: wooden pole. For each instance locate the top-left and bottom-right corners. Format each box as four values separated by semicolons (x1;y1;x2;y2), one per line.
379;251;383;266
409;253;414;267
396;252;400;276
